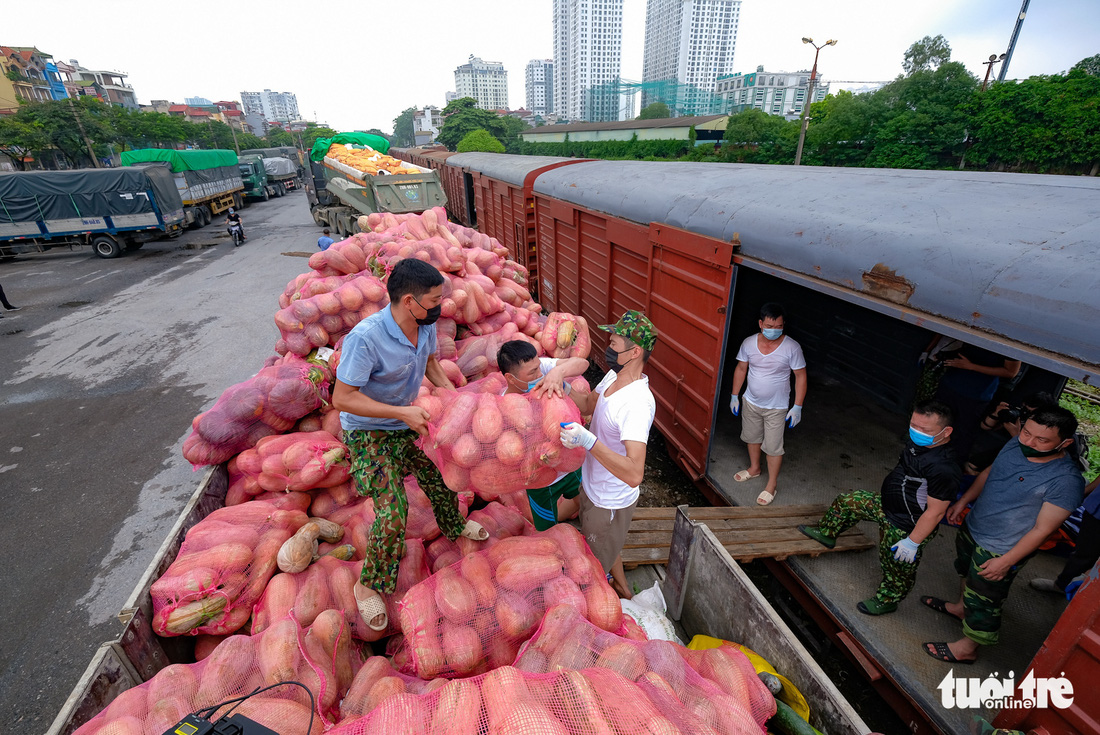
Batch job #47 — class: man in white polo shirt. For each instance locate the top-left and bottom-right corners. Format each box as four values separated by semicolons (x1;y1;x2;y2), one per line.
729;302;807;506
561;310;658;600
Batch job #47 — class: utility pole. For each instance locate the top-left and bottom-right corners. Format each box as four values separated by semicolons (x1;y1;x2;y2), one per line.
68;97;101;168
998;0;1031;82
794;37;837;166
228;119;240;154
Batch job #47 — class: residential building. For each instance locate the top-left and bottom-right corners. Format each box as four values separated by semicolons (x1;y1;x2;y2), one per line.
244;113;267;137
141;100;172;114
519;114;728;145
453;56;508;111
641;0;740;116
44;61;68;100
184;96;212;106
413;105;443;145
553;0;624;123
53;59;139;108
525;59;554;117
240;89;300;125
715;65;831;120
0;46;59;111
445;91;459;105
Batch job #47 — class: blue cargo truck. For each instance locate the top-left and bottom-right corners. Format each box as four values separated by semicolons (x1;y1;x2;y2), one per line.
0;166;187;259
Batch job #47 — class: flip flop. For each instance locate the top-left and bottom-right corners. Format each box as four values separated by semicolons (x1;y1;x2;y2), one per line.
756;490;775;506
923;641;975;664
734;470;761;482
920;595;962;621
354;583;389;632
461;520;489;541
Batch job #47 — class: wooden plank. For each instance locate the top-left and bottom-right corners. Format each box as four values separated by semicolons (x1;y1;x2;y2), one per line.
624;526;868;549
631;504;834;521
622;533;874;567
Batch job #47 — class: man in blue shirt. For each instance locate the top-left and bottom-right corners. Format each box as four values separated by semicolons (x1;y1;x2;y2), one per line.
920;406;1085;664
332;259;487;631
317;228;334;251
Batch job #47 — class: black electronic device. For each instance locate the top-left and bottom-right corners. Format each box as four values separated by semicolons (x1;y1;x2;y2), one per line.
164;713;280;735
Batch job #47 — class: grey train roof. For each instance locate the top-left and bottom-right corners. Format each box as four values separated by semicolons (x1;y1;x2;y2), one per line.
446;153;581;187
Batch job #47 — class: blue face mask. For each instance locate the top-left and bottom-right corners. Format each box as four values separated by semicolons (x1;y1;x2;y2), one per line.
909;426;941;447
522;379;541;393
762;328;783;340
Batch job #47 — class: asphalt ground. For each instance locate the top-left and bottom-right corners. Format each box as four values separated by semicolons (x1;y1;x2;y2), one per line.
0;192;319;735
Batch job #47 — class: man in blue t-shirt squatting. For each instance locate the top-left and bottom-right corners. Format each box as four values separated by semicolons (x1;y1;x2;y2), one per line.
919;405;1085;665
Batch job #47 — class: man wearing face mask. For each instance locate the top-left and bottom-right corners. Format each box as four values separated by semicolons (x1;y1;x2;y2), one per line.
560;310;658;600
332;259;489;633
729;302;807;505
919;406;1084;664
496;340;589;530
798;401;961;615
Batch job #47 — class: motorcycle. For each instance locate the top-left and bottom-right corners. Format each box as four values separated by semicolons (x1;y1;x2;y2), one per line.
228;222;244;247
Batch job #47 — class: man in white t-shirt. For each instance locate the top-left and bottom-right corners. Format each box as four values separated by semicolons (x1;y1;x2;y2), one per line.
729;302;807;506
496;340;589;531
560;310;658;600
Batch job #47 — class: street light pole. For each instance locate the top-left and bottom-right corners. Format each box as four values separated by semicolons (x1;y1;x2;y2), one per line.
794;37;837;166
980;53;1007;92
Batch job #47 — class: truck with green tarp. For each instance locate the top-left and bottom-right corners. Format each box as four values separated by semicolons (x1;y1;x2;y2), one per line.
120;148;245;229
238;155;298;201
303;132;446;237
0;166;187;259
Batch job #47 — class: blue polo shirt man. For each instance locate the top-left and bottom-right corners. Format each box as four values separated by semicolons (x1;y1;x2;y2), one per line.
332;259;485;632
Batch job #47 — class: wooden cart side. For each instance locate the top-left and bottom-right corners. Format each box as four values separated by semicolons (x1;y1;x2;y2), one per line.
666;508;872;735
46;464;229;735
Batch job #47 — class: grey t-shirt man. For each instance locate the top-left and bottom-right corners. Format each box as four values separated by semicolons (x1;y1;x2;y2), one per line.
966;438;1085;554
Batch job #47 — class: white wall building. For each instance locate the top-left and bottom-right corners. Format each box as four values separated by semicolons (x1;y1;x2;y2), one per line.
525;59;554;117
240;89;300;125
553;0;624;122
413;105;443;145
642;0;740;116
454;56;509;111
715;65;831;120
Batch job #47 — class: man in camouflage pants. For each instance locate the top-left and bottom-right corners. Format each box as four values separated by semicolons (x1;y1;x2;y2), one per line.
332;259;486;631
799;401;961;615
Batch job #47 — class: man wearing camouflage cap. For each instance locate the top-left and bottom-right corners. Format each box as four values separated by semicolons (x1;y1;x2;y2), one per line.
561;310;658;600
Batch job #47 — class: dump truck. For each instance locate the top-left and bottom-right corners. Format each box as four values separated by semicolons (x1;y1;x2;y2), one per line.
305;140;447;238
120;149;245;229
0;166;186;259
238;155;297;201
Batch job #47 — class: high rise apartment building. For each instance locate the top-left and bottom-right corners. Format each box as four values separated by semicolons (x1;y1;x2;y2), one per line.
715;66;831;120
525;59;554;117
553;0;624;122
454;56;509;111
240;89;300;125
642;0;740;115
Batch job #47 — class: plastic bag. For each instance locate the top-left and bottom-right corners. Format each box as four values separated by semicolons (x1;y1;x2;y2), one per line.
619;581;682;643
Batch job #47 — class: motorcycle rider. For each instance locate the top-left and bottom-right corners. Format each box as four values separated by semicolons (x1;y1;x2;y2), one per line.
224;208;245;242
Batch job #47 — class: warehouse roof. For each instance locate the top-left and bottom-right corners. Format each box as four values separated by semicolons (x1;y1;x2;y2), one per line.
522;115;726;136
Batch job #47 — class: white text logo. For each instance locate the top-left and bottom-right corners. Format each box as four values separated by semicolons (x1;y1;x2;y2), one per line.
938;670;1074;710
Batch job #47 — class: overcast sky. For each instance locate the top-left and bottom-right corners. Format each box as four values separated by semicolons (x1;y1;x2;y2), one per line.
7;0;1098;133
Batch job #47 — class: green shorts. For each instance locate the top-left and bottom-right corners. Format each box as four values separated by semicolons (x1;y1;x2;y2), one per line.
527;469;582;531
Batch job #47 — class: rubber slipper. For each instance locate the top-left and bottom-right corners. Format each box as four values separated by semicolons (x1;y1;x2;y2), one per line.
461;520;489;541
923;641;974;664
354;583;389;632
920;595;962;621
734;470;761;482
756;490;775;506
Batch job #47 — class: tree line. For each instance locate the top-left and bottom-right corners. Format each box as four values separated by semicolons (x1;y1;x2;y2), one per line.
390;98;530;153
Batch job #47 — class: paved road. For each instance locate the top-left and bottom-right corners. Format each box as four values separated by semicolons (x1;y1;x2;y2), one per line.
0;193;321;735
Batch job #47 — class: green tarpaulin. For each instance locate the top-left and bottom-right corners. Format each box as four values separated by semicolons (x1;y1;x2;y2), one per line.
309;133;391;162
121;148;239;172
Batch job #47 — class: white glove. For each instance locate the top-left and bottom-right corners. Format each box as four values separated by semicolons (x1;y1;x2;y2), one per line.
729;395;740;416
560;422;597;450
785;405;802;428
917;351;929;367
891;537;920;564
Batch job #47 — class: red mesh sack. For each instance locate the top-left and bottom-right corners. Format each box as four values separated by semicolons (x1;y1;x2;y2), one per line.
454;325;542;381
73;612;360;735
620;614;649;642
318;497;376;560
419;390;585;501
396;524;622;679
182;355;330;468
339;655;450;723
463;302;543;337
151;499;310;636
309;480;360;517
273;274;389;357
306;233;386;277
252;557;382;642
516;604;775;732
538;312;592;359
294;404;344;438
424;503;536;574
405;476;473;542
233;430;349;494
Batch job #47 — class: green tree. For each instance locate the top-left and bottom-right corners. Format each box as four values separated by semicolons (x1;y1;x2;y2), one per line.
392;107;417;147
266;127;294;146
637;102;671;120
903;34;952;75
722;108;799;162
457;128;505;153
1072;53;1100;77
497;114;530;152
300;126;339;150
437;97;507;151
0;115;52;169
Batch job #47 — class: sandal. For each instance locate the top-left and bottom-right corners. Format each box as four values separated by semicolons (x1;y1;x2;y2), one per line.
734;470;761;482
923;641;974;664
920;595;962;621
756;490;775;506
461;520;489;541
354;583;389;632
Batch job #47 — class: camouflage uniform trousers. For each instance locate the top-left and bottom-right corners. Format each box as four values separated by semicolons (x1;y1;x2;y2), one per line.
818;489;938;606
953;522;1032;646
345;429;466;594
